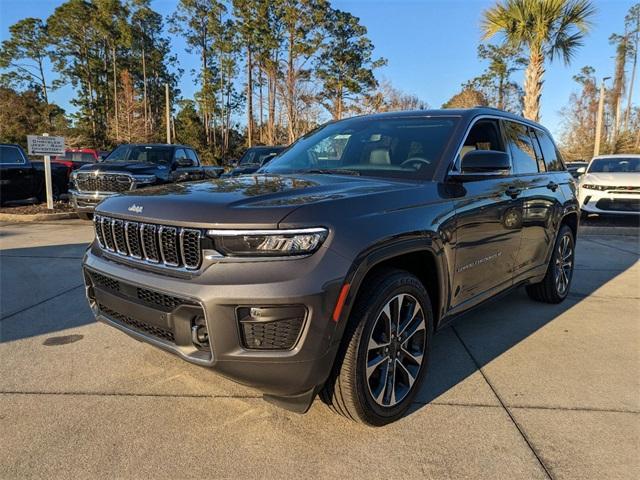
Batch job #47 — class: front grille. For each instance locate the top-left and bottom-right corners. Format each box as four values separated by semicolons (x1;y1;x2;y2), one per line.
98;303;175;342
76;173;133;193
595;198;640;212
137;287;183;311
88;270;120;292
94;215;202;270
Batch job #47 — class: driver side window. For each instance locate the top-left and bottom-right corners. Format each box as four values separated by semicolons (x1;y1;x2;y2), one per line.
458;119;506;168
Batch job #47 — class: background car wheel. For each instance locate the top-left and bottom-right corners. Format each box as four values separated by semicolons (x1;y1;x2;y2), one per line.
77;212;93;221
321;269;433;426
526;225;575;304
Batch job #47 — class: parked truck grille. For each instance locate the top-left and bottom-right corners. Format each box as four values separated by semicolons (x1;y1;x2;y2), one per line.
75;173;133;193
94;215;202;270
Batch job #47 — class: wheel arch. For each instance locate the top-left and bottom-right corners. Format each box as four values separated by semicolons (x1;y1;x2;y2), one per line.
333;236;450;344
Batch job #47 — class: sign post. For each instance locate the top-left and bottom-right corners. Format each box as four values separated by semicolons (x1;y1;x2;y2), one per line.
27;134;65;210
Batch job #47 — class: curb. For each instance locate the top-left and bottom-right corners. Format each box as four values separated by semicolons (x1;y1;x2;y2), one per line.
580;226;639;237
0;212;79;223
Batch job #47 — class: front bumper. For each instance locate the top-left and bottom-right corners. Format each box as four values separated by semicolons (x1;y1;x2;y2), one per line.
82;244;349;404
69;190;116;213
579;188;640;215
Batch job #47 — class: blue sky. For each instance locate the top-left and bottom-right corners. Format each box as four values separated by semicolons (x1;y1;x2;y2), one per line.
1;0;637;138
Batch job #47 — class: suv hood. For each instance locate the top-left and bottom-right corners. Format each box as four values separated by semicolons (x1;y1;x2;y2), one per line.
96;173;420;228
580;172;640;187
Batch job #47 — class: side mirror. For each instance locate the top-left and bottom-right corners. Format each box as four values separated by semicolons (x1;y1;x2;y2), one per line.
175;157;194;168
576;167;586;174
461;150;511;174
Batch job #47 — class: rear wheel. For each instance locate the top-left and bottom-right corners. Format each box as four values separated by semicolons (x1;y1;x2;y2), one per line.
322;269;433;426
526;225;575;303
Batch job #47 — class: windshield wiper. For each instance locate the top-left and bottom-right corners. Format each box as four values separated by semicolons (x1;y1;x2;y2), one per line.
302;168;361;176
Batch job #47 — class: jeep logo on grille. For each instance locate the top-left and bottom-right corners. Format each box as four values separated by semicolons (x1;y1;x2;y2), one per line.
128;204;143;214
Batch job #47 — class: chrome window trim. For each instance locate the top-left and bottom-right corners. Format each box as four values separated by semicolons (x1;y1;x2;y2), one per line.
449;114;540;175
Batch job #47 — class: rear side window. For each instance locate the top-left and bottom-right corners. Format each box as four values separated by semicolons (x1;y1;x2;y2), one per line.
535;130;565;171
0;146;25;164
503;121;540;174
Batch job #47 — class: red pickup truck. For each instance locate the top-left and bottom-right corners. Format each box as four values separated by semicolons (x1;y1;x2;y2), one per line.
53;148;103;170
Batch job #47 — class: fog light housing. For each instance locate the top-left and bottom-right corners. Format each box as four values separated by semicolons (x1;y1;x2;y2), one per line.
237;306;306;350
191;316;209;350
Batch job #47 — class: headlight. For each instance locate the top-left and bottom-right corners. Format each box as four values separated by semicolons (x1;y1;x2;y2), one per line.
582;184;607;191
70;170;78;180
207;227;328;257
132;174;156;184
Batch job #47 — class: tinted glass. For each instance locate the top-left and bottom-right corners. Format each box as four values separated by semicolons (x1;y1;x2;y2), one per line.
535;130;565;171
588;157;640;173
105;145;173;165
186;149;199;164
504;121;539;174
0;146;25;164
262;117;458;180
174;148;187;160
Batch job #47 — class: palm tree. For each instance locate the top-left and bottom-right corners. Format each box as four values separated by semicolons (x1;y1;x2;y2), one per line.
482;0;596;121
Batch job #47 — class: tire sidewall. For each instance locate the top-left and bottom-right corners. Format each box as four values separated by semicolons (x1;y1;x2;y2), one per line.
354;274;433;424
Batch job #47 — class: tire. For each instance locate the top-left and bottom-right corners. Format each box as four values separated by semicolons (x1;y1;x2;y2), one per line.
321;269;433;426
526;225;575;304
77;212;93;221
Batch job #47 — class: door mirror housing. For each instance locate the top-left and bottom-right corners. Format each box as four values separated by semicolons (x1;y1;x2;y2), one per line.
174;157;194;168
461;150;511;174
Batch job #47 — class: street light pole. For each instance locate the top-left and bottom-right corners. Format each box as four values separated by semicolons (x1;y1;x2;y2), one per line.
165;83;171;144
593;76;611;157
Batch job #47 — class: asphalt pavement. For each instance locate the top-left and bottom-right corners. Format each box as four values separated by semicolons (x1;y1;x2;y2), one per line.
0;217;638;479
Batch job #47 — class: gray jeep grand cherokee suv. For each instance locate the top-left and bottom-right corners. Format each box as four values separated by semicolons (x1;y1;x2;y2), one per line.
82;108;579;425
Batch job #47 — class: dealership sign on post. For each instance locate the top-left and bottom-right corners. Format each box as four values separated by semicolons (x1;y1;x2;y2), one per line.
27;134;65;210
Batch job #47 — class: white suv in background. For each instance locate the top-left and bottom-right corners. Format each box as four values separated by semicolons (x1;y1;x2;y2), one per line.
578;154;640;216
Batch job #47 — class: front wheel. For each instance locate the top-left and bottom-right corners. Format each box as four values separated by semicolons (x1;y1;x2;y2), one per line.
322;269;433;426
526;225;575;303
77;212;93;221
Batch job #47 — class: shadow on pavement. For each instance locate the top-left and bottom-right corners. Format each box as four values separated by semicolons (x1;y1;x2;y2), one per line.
0;243;92;342
413;226;638;409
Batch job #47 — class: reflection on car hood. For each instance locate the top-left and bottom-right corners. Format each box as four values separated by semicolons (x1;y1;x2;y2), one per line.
96;173;415;227
580;172;640;187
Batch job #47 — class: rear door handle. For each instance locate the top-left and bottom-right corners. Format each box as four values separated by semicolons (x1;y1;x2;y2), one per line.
546;181;559;191
505;186;522;198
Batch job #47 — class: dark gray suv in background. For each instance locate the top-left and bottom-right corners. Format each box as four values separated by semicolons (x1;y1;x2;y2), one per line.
82;108;579;425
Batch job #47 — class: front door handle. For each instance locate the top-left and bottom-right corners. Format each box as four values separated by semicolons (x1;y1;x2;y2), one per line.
546;181;559;191
505;186;522;198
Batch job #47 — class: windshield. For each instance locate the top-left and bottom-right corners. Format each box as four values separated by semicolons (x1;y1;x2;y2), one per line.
57;151;96;163
105;145;173;165
239;148;283;166
261;116;458;180
588;157;640;173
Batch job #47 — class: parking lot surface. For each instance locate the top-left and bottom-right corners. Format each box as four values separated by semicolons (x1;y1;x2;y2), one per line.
1;218;638;479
